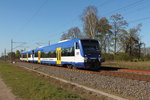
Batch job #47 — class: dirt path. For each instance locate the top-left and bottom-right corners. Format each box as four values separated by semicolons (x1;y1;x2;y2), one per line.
0;77;16;100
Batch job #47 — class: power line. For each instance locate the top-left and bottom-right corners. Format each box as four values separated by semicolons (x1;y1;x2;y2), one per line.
104;0;144;16
129;16;150;23
19;0;49;32
11;39;27;62
120;2;150;16
96;0;111;8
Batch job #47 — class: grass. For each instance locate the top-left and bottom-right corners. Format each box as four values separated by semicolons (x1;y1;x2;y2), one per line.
102;61;150;70
0;62;86;100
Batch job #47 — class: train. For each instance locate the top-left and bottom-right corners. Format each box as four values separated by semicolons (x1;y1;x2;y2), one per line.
20;38;105;70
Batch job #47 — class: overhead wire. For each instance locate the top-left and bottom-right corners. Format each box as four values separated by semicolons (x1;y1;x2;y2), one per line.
103;0;144;16
129;16;150;23
96;0;112;8
20;0;149;45
119;2;149;16
19;0;49;32
17;0;49;48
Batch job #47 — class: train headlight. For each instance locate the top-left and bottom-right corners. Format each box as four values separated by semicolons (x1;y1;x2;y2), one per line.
84;57;88;62
99;57;105;62
98;57;101;62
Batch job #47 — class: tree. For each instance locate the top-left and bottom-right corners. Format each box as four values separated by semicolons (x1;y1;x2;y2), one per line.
60;27;82;40
68;27;81;39
15;50;20;59
81;6;98;39
60;32;70;40
8;52;15;61
96;17;112;53
121;24;142;59
110;14;128;54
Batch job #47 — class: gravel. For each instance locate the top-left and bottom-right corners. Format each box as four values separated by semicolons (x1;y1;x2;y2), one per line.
16;62;150;100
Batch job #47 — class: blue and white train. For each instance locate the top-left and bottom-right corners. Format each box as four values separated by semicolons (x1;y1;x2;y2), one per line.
20;38;104;69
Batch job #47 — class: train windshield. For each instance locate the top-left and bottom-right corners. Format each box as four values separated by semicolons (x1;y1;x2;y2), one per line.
81;40;100;55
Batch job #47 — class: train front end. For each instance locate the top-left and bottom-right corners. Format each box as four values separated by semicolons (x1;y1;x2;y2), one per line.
80;39;104;69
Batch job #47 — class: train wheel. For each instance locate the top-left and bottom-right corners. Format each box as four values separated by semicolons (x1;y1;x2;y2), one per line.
67;65;72;69
72;66;77;69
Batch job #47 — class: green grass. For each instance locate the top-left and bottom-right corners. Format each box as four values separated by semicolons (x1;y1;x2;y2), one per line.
103;61;150;70
0;62;86;100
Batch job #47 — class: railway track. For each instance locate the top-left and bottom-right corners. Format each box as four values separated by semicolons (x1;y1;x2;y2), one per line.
19;61;150;82
68;69;150;82
99;71;150;82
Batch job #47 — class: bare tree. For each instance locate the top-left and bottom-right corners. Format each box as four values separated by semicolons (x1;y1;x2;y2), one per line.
68;27;81;39
122;24;142;59
110;14;128;54
97;17;112;53
60;32;70;40
60;27;82;40
81;6;98;39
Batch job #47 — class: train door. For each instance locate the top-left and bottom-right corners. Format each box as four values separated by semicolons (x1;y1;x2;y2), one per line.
38;51;41;63
56;47;61;64
26;53;28;62
75;42;81;63
32;50;34;62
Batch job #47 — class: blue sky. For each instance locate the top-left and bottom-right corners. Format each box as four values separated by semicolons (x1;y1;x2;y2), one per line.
0;0;150;55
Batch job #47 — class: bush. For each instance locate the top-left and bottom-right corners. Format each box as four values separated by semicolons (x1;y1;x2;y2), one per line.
102;53;131;61
102;53;150;61
114;53;131;61
102;53;114;61
142;54;150;61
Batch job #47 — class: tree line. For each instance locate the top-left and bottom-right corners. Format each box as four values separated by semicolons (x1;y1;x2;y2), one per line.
60;6;149;61
0;50;20;62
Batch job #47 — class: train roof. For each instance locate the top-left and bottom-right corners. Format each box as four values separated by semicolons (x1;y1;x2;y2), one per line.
21;38;80;54
20;50;32;55
36;38;80;52
20;38;98;54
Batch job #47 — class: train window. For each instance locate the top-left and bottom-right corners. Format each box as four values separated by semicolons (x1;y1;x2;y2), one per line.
70;47;74;56
28;54;31;57
81;40;100;55
24;51;56;58
41;52;47;58
50;51;56;58
40;51;56;58
62;48;67;56
62;47;74;56
35;52;38;57
75;43;79;49
23;54;27;58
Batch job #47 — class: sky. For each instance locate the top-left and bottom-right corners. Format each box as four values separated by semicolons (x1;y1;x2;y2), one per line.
0;0;150;56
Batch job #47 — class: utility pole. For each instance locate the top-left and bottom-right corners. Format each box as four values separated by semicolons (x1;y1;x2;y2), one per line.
11;39;13;63
4;49;6;62
10;39;26;63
